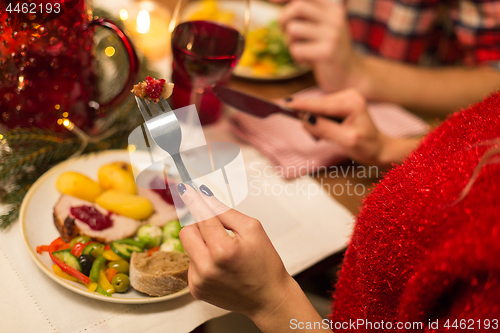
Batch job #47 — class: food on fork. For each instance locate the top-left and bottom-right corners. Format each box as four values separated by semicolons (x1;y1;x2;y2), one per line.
132;76;174;103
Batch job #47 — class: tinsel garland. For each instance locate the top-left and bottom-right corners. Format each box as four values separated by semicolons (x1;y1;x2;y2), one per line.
0;9;158;230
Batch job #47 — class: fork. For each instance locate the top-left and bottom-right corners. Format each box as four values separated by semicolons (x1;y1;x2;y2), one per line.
135;96;196;190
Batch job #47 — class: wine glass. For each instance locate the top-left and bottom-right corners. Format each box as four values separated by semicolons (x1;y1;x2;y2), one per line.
169;0;250;125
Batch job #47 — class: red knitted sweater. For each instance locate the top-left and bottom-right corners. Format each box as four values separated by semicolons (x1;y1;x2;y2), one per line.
330;93;500;332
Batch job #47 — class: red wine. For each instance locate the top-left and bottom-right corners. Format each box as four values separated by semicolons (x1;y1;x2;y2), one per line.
171;20;245;87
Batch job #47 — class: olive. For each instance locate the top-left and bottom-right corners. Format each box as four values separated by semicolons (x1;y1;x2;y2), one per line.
78;254;93;276
112;273;130;293
107;260;130;275
69;235;92;247
90;244;105;258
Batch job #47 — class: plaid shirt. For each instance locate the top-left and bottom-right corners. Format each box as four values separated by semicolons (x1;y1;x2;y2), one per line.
346;0;500;67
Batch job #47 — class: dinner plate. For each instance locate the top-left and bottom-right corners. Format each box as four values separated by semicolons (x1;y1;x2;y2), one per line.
183;0;308;81
20;150;190;304
233;0;309;81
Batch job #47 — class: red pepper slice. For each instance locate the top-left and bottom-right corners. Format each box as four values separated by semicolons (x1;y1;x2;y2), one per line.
36;245;50;254
104;244;111;251
147;246;159;257
58;243;71;250
71;242;87;258
49;237;90;285
49;237;67;253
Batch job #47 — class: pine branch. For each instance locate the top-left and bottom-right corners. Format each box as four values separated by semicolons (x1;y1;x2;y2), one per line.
0;129;79;181
0;208;20;230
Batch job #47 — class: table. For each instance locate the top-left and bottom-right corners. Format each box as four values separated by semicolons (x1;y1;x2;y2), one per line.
228;74;379;216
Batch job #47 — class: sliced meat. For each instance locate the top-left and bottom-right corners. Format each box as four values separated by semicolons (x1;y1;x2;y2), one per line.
137;187;187;226
53;195;141;243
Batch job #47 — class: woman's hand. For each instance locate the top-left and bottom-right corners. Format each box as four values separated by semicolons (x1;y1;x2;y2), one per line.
274;0;365;93
288;89;420;167
178;185;329;332
178;184;294;319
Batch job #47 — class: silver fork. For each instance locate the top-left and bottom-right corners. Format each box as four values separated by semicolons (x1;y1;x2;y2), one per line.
135;96;196;190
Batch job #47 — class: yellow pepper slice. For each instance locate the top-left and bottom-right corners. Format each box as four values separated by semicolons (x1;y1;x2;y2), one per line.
52;264;79;282
103;249;123;261
88;282;98;292
98;269;115;294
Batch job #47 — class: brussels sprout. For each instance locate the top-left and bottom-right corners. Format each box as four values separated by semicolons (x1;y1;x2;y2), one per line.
160;238;184;253
136;224;162;248
162;220;182;240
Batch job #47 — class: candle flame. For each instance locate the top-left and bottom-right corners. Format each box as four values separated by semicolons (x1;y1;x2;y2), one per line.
136;10;150;34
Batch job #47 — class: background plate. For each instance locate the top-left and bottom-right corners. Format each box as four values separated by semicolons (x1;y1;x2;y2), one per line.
233;0;309;80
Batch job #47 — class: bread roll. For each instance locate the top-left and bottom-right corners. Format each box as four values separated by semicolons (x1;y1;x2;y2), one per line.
130;251;189;296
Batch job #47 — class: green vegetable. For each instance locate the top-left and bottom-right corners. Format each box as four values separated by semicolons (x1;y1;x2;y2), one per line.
137;224;163;248
69;235;92;248
82;243;105;258
110;242;142;260
107;260;130;275
160;238;184;253
111;273;130;293
95;284;112;297
114;238;146;251
89;254;107;283
162;220;182;240
52;249;82;272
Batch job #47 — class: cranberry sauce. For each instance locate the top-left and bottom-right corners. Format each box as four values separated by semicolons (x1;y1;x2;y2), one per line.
70;205;113;230
149;176;185;207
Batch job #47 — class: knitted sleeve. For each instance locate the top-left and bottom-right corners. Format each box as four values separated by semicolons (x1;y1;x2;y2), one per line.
398;167;500;332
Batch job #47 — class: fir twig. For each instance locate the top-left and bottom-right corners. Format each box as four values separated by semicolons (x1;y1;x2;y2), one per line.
0;208;20;230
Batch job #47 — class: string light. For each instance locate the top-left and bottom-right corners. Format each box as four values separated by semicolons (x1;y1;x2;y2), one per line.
119;9;129;20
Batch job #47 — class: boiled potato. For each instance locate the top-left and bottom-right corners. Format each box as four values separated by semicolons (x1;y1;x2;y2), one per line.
56;172;103;202
98;163;136;194
111;161;133;174
95;190;153;220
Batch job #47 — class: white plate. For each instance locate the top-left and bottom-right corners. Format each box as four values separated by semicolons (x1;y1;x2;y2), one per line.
19;150;190;304
184;0;308;80
233;0;309;81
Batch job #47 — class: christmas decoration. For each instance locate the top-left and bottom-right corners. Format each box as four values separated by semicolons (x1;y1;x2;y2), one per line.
0;9;158;230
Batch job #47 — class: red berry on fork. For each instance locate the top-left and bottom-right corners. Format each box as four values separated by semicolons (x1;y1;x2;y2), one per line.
145;76;166;102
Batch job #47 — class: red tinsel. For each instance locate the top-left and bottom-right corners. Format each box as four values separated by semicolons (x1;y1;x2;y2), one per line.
331;93;500;332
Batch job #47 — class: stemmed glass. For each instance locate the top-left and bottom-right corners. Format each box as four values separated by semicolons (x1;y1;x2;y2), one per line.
169;0;251;124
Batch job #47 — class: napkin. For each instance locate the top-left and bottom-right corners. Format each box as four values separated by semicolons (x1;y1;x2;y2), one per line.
229;88;429;179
